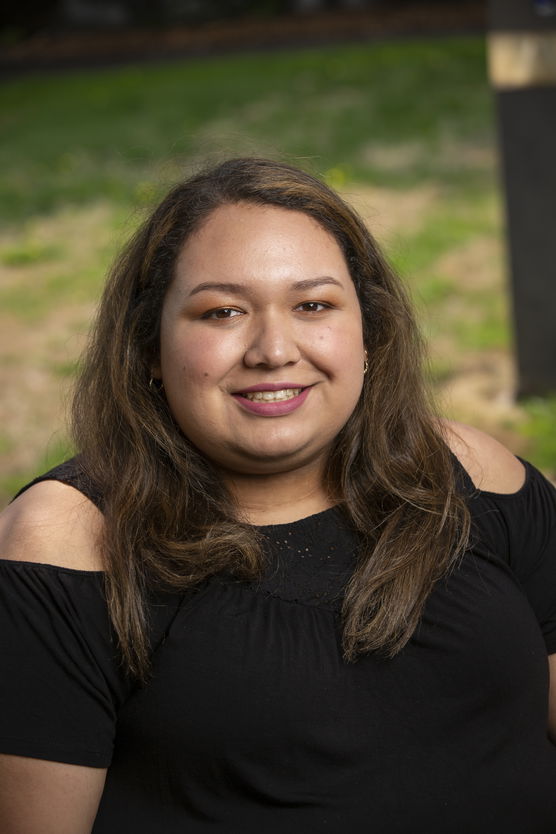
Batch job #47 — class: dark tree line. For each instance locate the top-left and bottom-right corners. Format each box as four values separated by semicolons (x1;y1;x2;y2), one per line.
2;0;478;34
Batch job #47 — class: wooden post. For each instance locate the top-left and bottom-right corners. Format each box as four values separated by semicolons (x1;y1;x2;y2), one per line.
488;0;556;396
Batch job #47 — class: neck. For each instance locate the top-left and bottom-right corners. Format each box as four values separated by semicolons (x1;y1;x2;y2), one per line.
222;462;334;525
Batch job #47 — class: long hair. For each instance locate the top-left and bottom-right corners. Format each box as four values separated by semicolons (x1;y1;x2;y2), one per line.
72;158;470;679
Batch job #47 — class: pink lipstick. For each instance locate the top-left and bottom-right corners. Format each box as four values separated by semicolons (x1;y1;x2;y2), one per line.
232;383;311;417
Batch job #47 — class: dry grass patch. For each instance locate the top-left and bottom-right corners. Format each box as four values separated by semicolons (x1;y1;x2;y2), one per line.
0;202;130;504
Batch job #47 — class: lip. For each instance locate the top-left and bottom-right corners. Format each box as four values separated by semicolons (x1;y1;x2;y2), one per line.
232;385;312;417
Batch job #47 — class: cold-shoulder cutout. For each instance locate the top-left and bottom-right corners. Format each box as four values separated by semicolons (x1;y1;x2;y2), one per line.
442;420;526;495
0;480;104;572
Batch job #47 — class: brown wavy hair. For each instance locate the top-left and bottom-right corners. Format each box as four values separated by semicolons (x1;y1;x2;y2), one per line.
72;158;470;679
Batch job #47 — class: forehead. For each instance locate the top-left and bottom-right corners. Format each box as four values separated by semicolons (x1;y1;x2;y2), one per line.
174;202;351;284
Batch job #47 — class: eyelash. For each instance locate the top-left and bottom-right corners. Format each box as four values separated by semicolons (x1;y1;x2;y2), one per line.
200;301;332;320
295;301;331;313
201;307;242;320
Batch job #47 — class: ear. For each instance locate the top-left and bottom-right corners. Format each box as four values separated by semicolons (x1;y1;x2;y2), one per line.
150;362;161;379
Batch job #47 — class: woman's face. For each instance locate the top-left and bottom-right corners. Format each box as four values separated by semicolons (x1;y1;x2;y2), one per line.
155;202;365;478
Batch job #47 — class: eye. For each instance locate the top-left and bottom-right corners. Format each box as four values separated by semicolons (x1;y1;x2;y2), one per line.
201;307;243;320
295;301;331;313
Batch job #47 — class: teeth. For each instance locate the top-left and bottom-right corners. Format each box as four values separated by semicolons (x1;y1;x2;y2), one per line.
244;388;302;402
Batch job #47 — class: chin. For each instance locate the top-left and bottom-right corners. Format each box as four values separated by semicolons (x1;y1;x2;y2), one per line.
221;441;327;476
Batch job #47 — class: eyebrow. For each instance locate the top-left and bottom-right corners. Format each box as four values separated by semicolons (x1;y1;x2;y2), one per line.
187;277;344;297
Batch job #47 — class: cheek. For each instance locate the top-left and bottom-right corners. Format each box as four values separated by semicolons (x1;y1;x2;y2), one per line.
161;334;231;386
330;327;365;401
315;321;364;371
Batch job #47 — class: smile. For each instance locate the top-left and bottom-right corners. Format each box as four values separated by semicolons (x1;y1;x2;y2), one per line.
243;388;302;402
232;385;311;416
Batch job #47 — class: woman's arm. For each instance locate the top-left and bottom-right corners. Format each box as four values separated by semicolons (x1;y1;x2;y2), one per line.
0;755;106;834
549;655;556;744
444;420;556;744
0;480;108;830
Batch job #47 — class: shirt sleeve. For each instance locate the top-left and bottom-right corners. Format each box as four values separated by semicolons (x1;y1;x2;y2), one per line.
468;460;556;655
0;560;131;767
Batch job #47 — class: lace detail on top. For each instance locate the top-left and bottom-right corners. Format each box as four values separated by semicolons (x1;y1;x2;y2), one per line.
250;507;358;612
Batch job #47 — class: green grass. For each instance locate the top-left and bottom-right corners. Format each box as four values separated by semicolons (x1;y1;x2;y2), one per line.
0;262;102;321
48;358;81;379
0;433;14;455
0;201;129;322
0;241;64;266
452;291;509;351
389;191;510;352
0;37;492;224
519;397;556;474
0;434;75;505
390;192;499;279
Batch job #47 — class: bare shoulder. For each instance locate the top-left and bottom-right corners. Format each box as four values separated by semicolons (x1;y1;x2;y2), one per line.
0;480;104;571
441;419;526;494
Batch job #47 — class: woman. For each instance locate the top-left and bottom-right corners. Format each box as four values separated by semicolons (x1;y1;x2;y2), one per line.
0;158;555;833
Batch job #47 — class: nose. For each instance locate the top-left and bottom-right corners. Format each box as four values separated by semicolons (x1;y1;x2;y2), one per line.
243;311;301;369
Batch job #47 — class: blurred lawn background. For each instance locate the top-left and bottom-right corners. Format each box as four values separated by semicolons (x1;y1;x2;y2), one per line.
1;34;555;506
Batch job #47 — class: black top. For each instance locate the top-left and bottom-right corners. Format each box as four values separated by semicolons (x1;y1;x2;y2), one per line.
1;457;556;833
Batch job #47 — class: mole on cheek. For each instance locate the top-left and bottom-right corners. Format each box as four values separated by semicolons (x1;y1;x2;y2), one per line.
204;372;209;378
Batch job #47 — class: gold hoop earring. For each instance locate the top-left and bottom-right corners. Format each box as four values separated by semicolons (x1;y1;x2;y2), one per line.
363;352;369;375
149;377;164;392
